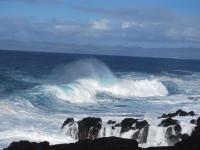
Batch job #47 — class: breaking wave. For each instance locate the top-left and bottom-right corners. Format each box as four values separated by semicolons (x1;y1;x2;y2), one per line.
43;59;168;103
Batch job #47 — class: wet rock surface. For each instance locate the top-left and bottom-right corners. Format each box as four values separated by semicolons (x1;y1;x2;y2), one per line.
77;117;102;140
191;117;200;136
158;109;195;119
4;109;200;150
4;135;200;150
159;118;179;127
62;117;149;143
158;118;182;145
61;118;74;129
4;137;139;150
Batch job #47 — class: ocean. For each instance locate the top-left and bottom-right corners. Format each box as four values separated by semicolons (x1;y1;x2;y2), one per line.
0;50;200;148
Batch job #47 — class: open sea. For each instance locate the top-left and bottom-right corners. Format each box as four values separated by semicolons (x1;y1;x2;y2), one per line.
0;50;200;148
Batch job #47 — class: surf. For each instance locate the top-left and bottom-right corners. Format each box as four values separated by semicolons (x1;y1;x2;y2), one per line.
43;58;168;103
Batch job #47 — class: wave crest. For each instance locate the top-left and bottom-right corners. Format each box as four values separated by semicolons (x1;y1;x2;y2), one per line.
42;58;168;103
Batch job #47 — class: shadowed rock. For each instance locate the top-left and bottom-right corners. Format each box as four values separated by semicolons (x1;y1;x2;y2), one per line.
107;120;116;125
159;118;181;145
191;117;200;137
4;141;49;150
120;118;149;143
120;118;138;133
4;135;200;150
159;110;195;119
78;117;102;140
4;137;139;150
61;118;74;129
159;118;179;127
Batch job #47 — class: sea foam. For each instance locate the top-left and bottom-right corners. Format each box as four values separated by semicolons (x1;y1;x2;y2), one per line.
44;59;168;103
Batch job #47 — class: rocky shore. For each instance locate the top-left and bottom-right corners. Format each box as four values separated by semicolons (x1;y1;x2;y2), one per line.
4;109;200;150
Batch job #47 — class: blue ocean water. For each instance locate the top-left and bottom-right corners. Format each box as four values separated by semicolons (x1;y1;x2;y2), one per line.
0;50;200;148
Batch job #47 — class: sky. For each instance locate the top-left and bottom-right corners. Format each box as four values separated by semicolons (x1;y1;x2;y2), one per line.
0;0;200;49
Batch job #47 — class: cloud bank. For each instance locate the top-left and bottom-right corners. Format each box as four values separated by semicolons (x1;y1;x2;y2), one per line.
0;3;200;47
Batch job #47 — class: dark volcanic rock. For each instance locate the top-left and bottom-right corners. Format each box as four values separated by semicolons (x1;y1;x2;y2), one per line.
61;118;74;129
159;118;179;127
78;117;102;140
175;135;200;150
159;110;195;119
4;137;139;150
107;120;116;125
4;141;49;150
120;118;149;143
196;117;200;126
4;135;200;150
190;119;196;124
165;125;181;146
159;118;181;145
120;118;138;133
191;117;200;137
136;120;149;129
178;134;189;141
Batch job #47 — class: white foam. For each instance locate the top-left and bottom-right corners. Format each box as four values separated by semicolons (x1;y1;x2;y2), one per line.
41;58;168;103
44;78;168;103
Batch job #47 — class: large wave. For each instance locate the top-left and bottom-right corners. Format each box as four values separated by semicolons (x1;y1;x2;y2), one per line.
42;59;168;103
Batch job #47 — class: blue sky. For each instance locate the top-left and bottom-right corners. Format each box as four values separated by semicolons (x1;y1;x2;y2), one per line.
0;0;200;48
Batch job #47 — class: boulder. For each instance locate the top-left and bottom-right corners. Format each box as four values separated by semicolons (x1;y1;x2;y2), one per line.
107;120;116;125
120;118;149;143
159;118;182;145
61;118;74;129
120;118;138;133
77;117;102;140
159;110;195;119
159;118;179;127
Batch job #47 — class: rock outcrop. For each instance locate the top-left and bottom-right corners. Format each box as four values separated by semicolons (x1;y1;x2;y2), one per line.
158;109;195;119
4;135;200;150
159;118;182;145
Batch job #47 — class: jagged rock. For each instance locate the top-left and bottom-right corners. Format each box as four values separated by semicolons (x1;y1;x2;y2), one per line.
136;120;149;129
115;123;121;127
120;118;149;143
191;117;200;137
196;117;200;126
159;118;179;127
190;119;196;124
120;118;138;133
4;136;200;150
138;124;149;143
61;118;74;129
159;118;181;146
107;120;116;125
165;125;182;145
78;117;102;140
4;137;139;150
159;110;195;119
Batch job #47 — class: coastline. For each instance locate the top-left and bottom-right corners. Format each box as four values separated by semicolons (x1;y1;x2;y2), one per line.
3;109;200;150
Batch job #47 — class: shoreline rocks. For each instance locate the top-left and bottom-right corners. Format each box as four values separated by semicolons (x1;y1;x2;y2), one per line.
158;109;195;119
62;117;149;144
4;135;200;150
4;109;200;150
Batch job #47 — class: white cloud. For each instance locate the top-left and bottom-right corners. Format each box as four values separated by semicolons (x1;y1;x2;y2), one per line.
121;21;149;29
53;24;79;32
121;21;131;29
90;19;110;30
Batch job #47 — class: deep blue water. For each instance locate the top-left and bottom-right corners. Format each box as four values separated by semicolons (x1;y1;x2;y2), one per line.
0;50;200;148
